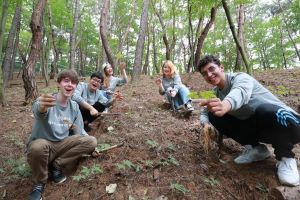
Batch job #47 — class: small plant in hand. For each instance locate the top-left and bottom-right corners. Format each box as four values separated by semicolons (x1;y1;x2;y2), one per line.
72;164;103;181
170;182;189;194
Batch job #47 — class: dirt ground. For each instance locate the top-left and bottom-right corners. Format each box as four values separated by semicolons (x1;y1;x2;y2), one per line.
0;69;300;200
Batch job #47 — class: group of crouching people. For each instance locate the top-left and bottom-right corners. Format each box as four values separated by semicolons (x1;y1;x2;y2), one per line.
26;56;300;200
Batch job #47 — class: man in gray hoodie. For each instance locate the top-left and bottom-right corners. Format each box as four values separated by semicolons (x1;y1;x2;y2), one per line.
198;55;300;187
27;69;98;200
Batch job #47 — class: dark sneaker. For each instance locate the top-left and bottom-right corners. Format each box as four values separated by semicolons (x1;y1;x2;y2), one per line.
28;183;45;200
52;167;66;184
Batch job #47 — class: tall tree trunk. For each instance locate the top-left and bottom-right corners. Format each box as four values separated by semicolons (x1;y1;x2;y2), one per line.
22;0;47;104
48;5;59;79
194;7;216;69
0;0;8;60
69;0;80;70
100;0;116;69
2;4;22;88
279;28;287;69
234;4;245;71
132;0;149;81
152;0;174;60
222;0;251;74
10;14;21;81
142;27;150;75
152;26;159;74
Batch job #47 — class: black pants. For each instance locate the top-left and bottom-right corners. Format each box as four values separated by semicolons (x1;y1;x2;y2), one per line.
209;103;300;160
79;102;106;124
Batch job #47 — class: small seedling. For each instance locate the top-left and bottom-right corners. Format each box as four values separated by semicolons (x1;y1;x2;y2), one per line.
166;141;176;152
203;176;219;187
72;164;102;181
146;139;159;149
95;143;111;153
170;182;189;194
256;182;269;193
167;155;179;166
0;168;5;173
115;160;141;172
142;160;154;168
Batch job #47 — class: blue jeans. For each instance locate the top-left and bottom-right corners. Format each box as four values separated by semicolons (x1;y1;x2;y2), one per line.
167;87;191;110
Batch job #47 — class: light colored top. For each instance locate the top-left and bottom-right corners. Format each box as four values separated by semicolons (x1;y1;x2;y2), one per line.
159;74;184;95
72;82;113;106
28;96;87;144
104;76;127;92
200;72;299;124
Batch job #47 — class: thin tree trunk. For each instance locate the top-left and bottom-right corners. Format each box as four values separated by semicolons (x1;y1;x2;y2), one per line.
152;25;159;74
222;0;251;74
234;4;245;71
48;5;59;79
0;0;8;60
69;0;80;69
142;26;150;75
279;28;287;69
10;14;21;81
194;7;216;69
100;0;116;69
2;4;22;88
22;0;47;104
132;0;149;81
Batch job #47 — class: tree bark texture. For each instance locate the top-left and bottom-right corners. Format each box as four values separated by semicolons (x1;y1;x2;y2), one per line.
2;4;22;88
0;0;8;60
222;0;251;74
69;0;80;69
48;5;59;79
234;4;245;71
194;7;216;69
132;0;149;81
100;0;116;69
22;0;47;104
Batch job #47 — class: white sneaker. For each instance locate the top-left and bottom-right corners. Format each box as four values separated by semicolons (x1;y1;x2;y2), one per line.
277;157;300;186
103;108;109;113
185;102;194;111
234;144;271;164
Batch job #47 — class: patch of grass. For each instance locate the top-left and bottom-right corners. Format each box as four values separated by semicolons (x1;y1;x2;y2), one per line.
6;157;31;178
189;90;216;99
72;164;103;181
159;155;179;167
170;182;189;194
142;160;154;168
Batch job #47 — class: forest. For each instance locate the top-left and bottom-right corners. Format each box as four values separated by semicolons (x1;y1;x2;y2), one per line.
0;0;300;199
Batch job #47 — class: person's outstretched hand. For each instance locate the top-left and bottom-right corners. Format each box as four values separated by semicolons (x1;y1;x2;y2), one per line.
39;94;56;113
119;62;126;70
155;78;162;85
90;107;99;116
200;98;231;117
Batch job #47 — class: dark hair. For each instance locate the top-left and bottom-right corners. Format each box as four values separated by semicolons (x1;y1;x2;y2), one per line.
91;71;104;83
197;55;221;71
57;69;79;84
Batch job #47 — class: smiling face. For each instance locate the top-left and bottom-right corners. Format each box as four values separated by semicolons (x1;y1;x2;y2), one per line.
104;65;113;76
58;77;77;98
200;62;226;89
88;77;101;92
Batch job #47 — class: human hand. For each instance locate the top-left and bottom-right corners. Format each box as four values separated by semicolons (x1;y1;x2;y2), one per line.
90;107;99;116
119;62;126;70
170;90;177;97
155;78;162;85
91;150;101;158
114;91;124;101
200;98;231;117
39;94;56;112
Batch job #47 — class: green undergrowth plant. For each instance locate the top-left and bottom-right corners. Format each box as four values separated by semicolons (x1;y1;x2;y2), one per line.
146;139;159;149
159;155;180;167
115;160;141;173
6;157;31;178
95;143;111;153
142;160;154;168
40;87;58;94
72;164;103;181
189;90;216;100
203;176;219;187
256;182;269;193
170;182;189;194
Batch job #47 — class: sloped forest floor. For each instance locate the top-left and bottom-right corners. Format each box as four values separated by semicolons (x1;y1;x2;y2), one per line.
1;69;300;200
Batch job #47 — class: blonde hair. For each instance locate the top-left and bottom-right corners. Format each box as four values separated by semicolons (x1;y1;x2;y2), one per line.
161;60;177;78
102;63;112;89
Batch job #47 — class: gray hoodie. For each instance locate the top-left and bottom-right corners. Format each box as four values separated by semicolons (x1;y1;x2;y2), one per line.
200;72;299;124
